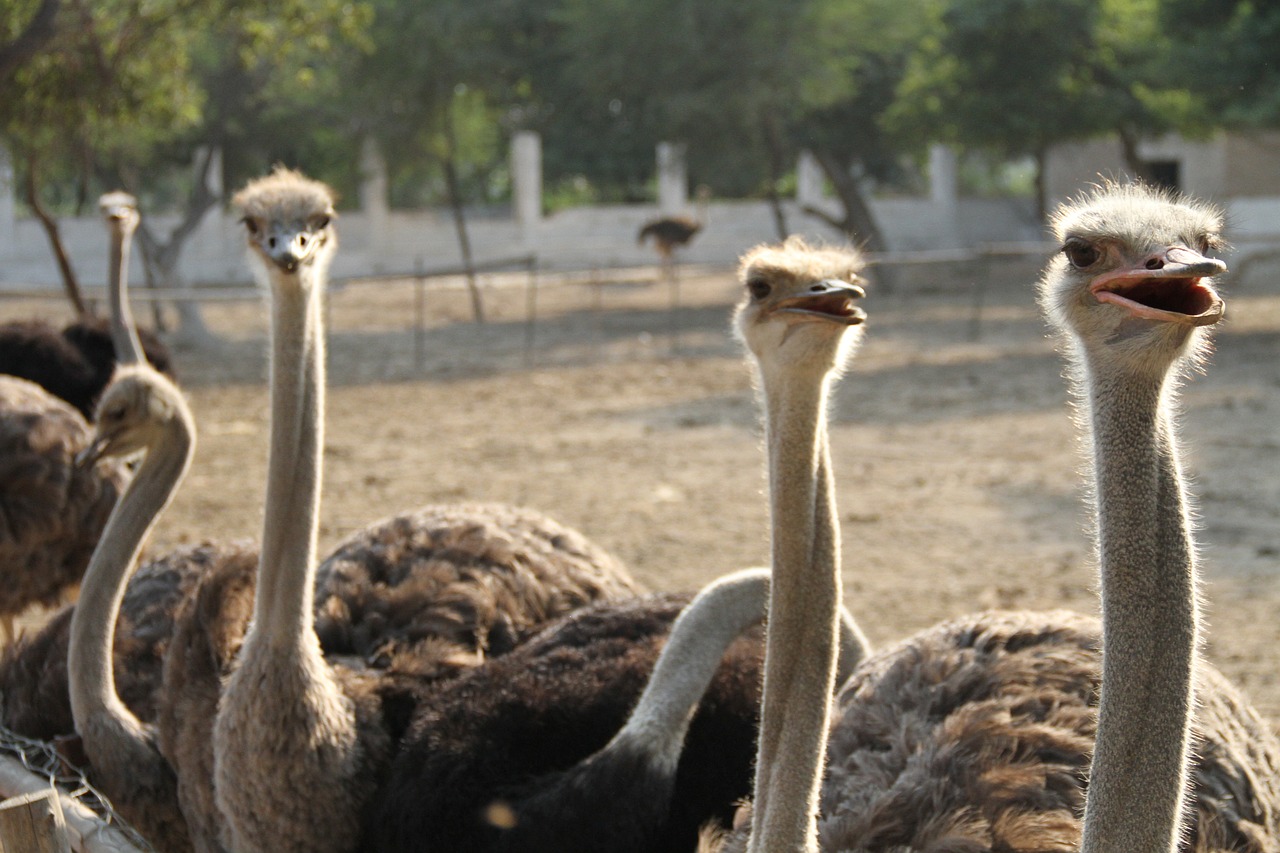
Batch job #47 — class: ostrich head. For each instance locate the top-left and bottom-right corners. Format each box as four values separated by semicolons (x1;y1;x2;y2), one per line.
77;365;189;466
98;191;140;237
1037;182;1227;376
733;236;867;380
233;167;337;285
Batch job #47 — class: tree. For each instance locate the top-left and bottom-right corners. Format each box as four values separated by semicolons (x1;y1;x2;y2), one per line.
890;0;1201;217
1;0;371;335
1158;0;1280;127
0;0;59;87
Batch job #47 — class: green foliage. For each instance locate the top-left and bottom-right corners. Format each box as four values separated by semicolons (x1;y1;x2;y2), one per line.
1159;0;1280;126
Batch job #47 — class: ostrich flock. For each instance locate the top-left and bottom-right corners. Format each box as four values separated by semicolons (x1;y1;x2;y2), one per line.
0;168;1275;853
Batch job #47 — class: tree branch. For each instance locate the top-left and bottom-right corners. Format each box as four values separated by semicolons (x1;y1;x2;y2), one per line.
0;0;61;84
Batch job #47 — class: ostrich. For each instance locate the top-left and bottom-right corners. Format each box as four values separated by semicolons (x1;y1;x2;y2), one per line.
708;187;1280;853
0;378;128;646
0;193;168;645
638;185;710;265
0;191;173;420
638;185;711;351
360;240;870;853
209;167;639;853
65;363;198;852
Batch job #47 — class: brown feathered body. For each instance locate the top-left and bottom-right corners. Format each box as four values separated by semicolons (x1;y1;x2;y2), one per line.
363;591;764;853
0;541;234;741
711;609;1280;853
0;317;174;420
161;502;639;852
0;376;128;638
638;217;702;258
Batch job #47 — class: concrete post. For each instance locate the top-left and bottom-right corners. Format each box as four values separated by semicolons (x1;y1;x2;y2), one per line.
0;145;15;259
360;136;390;263
511;130;542;232
796;150;826;209
928;144;962;248
656;142;688;215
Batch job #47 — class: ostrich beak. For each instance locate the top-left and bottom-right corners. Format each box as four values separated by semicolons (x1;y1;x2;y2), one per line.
75;435;110;470
1089;246;1226;326
775;279;867;326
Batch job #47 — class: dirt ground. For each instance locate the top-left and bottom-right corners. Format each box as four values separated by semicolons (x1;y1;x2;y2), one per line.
5;253;1279;730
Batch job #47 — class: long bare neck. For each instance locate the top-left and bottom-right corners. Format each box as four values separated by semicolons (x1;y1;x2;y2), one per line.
1079;359;1198;853
68;419;193;747
248;267;327;652
107;223;144;365
748;364;843;853
607;569;771;771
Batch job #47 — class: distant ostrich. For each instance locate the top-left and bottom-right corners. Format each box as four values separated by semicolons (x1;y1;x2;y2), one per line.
638;187;708;264
65;363;200;852
360;241;871;853
209;167;639;853
0;192;173;420
708;190;1280;853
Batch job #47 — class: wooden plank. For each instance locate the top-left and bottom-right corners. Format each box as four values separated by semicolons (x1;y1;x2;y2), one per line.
0;756;145;853
0;788;71;853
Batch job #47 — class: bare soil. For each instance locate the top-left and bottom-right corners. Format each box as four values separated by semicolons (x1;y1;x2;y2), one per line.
6;257;1279;728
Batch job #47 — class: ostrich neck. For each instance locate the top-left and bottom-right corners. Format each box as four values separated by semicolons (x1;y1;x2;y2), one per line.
748;368;843;853
1081;364;1198;853
107;225;144;365
68;417;193;748
608;569;770;772
250;268;326;649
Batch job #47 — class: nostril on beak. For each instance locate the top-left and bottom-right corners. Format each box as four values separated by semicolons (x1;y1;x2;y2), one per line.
1145;257;1163;270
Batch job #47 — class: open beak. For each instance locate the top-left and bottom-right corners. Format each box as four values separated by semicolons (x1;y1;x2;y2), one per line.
775;279;867;326
1089;246;1226;326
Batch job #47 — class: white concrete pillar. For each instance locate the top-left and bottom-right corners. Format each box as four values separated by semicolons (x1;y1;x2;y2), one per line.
656;142;688;215
0;145;15;259
511;130;542;230
359;137;390;263
796;150;826;208
359;136;389;219
928;144;963;248
928;144;958;210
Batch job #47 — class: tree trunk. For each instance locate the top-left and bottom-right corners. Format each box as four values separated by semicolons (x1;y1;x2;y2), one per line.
1034;147;1048;225
762;115;790;240
23;153;88;317
1117;127;1155;184
803;147;886;253
127;148;220;346
442;105;484;324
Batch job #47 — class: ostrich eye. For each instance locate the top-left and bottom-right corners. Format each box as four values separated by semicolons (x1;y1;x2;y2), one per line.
747;279;771;300
241;217;260;236
313;215;331;230
1063;238;1100;269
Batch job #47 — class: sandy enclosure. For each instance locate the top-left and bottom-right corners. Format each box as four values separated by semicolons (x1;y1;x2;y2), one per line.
4;256;1278;728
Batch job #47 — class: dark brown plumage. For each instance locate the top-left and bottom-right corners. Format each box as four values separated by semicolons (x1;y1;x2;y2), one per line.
160;503;640;852
363;591;764;853
0;541;230;741
0;376;128;645
638;216;702;260
0;316;173;420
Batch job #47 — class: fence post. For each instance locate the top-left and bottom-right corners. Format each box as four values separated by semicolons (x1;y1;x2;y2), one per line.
0;788;72;853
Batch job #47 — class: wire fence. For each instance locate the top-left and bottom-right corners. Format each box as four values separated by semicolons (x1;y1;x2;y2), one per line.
0;724;152;852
